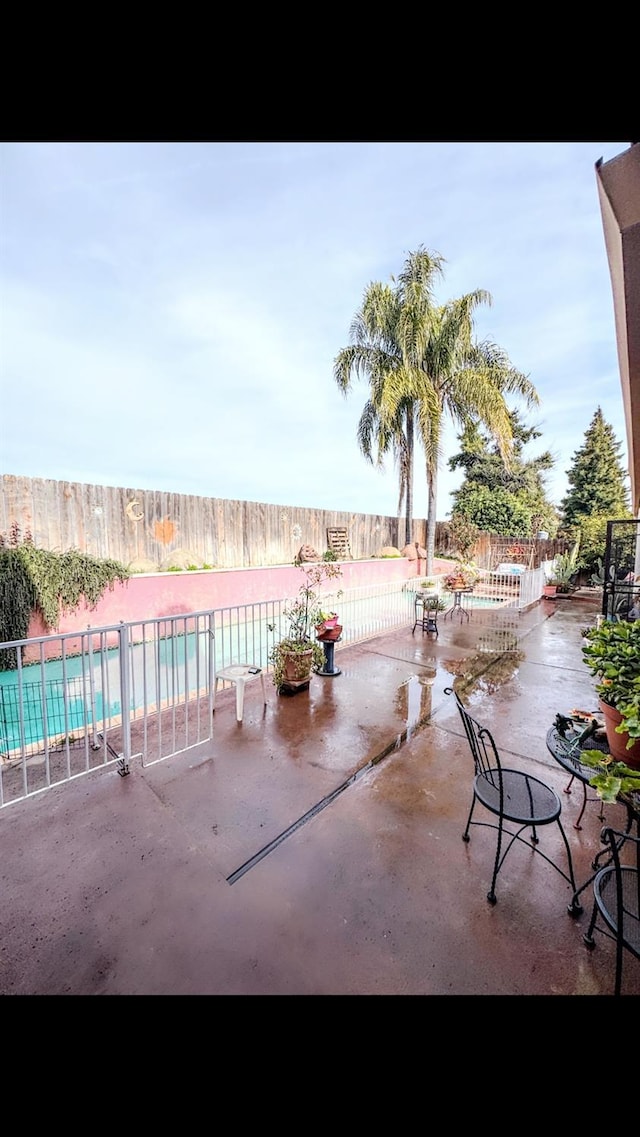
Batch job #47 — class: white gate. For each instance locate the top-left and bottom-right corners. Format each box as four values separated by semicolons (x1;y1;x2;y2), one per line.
0;611;216;807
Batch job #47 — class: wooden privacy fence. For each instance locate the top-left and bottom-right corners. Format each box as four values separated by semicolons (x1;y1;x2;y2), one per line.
1;475;406;569
1;475;568;571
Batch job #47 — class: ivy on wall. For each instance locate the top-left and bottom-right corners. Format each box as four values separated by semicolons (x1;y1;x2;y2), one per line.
0;549;37;669
0;530;130;670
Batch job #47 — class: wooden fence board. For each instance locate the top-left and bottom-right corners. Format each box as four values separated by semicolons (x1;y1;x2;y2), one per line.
0;475;569;571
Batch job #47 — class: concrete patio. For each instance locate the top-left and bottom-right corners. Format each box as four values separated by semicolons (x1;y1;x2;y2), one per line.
1;592;638;996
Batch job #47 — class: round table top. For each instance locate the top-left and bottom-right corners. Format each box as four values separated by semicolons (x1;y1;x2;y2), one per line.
546;723;609;784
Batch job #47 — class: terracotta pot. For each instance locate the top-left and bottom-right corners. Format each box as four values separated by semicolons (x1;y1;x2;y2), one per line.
599;697;640;768
316;617;339;633
316;625;342;642
282;648;314;683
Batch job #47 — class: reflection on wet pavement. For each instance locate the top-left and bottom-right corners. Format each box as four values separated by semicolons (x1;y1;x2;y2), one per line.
453;650;526;697
395;670;436;737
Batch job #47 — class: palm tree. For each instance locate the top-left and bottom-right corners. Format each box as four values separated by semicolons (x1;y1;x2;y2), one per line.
355;395;411;527
399;293;540;571
335;249;539;572
333;248;445;546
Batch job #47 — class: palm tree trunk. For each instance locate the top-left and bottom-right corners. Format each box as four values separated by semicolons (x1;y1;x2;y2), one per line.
425;466;437;574
405;407;414;546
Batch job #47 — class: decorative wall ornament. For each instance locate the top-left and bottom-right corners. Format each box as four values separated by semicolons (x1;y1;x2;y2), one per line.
126;499;144;522
154;518;176;544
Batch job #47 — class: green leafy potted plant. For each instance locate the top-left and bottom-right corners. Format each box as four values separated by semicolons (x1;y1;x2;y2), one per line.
432;595;449;612
416;577;438;595
582;618;640;766
269;561;343;693
577;748;640;804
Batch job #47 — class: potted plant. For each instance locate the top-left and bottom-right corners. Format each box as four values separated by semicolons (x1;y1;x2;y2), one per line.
545;547;579;595
315;610;339;633
269;561;343;693
582;618;640;766
416;577;438;596
443;563;479;592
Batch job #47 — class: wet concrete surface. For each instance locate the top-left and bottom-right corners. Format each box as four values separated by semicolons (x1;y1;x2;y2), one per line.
1;592;639;996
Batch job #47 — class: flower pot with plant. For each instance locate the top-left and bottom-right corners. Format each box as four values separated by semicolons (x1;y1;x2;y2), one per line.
269;561;343;693
582;618;640;766
544;546;580;596
315;610;339;633
416;578;439;597
443;563;479;592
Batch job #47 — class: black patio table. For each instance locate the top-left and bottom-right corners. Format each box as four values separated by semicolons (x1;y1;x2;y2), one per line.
546;720;608;831
546;718;640;916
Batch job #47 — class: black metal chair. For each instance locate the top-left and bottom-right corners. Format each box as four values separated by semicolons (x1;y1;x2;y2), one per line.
446;687;579;907
583;826;640;996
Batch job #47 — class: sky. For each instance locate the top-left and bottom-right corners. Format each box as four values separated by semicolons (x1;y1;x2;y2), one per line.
0;140;632;526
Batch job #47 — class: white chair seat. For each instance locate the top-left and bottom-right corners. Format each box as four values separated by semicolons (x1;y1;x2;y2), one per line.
213;665;267;723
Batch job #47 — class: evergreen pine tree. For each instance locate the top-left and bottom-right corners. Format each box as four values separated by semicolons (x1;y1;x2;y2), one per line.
560;407;630;528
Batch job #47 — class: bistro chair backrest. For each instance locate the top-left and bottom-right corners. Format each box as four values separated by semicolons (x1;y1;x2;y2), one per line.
450;687;502;788
583;826;640;996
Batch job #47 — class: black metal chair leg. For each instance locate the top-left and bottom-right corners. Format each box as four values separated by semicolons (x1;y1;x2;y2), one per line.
487;817;504;905
557;818;581;912
583;905;598;946
582;892;622;995
614;937;624;996
462;796;476;842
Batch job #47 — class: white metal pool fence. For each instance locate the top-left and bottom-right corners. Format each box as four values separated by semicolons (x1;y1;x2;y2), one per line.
0;567;545;807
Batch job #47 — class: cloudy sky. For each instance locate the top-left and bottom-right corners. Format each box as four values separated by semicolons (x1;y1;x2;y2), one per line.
0;140;631;523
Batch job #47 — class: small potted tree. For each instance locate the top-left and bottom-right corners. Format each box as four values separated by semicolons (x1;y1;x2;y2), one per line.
269;561;343;693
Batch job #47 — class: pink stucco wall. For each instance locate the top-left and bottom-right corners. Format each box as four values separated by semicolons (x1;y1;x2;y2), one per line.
24;556;455;653
28;559;408;633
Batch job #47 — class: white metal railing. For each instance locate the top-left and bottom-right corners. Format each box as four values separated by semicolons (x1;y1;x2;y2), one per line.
0;622;131;808
406;568;543;614
0;611;217;804
0;570;549;807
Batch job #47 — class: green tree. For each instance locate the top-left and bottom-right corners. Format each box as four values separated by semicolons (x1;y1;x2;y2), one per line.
335;248;539;573
452;485;533;535
560;407;630;529
449;413;559;537
576;513;613;577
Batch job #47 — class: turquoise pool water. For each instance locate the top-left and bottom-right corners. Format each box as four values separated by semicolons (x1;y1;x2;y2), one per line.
0;630;211;755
